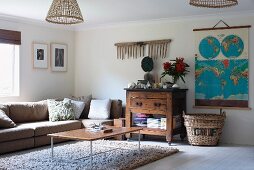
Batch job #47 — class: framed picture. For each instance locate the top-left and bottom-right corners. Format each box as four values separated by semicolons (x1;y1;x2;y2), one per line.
51;43;67;72
33;43;48;69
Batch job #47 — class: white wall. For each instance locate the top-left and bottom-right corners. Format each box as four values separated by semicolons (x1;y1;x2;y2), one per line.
0;20;75;102
75;14;254;145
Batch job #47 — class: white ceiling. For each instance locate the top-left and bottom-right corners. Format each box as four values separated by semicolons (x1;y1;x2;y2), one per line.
0;0;253;29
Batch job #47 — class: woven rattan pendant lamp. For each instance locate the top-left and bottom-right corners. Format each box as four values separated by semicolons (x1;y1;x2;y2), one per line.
189;0;238;8
46;0;84;25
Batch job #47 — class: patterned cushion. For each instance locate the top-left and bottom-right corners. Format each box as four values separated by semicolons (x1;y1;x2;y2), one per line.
47;99;75;122
0;109;16;128
63;98;85;119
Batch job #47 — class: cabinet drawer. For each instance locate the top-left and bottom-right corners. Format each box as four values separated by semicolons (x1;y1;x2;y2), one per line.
130;98;167;112
129;92;167;99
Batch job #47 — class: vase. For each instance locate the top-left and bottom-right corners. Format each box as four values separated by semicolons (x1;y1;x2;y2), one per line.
172;77;180;88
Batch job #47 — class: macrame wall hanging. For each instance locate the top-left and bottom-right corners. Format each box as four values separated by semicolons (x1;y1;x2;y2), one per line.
114;39;171;60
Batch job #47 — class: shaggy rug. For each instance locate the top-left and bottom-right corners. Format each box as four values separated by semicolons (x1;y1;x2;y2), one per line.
0;140;178;170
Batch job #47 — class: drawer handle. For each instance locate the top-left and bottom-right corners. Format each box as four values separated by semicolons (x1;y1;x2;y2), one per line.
136;102;143;106
154;103;161;107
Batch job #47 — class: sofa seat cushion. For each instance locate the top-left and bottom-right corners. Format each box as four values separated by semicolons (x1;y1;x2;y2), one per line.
17;120;82;136
0;126;34;143
80;119;113;128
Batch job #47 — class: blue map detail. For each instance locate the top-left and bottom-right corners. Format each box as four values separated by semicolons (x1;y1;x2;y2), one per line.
195;59;248;100
221;35;244;58
199;36;220;59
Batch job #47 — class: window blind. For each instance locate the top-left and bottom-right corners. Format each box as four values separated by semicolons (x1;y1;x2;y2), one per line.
0;29;21;45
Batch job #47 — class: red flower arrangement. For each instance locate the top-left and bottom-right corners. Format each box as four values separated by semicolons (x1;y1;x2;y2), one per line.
161;57;190;83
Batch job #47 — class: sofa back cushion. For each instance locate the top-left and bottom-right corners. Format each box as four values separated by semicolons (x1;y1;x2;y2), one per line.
8;101;48;123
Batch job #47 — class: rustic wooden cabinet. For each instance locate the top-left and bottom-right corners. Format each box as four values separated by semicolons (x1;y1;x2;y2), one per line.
124;88;187;144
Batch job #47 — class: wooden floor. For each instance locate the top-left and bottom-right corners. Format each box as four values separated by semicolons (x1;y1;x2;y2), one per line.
133;140;254;170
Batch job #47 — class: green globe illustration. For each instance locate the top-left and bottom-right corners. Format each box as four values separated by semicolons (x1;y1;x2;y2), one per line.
199;36;220;59
221;35;244;58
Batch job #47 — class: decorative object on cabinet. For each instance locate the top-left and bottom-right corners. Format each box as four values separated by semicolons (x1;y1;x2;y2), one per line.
127;82;136;89
161;57;189;88
141;56;154;83
183;111;226;146
194;21;251;108
115;39;171;59
51;43;67;72
124;88;187;145
46;0;84;25
189;0;238;8
33;43;48;69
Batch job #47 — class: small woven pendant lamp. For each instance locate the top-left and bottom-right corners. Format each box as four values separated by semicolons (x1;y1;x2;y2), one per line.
46;0;84;25
189;0;238;8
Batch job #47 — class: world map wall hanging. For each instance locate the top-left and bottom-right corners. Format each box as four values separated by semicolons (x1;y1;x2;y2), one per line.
194;25;251;108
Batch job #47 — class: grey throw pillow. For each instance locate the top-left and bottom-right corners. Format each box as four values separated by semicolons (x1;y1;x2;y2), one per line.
47;99;75;122
64;98;85;119
70;94;92;119
0;109;16;128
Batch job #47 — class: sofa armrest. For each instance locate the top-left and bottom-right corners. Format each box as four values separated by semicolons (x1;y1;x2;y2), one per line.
110;100;123;119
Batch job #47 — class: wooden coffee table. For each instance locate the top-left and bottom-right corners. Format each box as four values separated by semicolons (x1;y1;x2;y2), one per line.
48;126;142;164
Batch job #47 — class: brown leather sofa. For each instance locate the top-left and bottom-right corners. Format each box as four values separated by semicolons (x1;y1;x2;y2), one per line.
0;100;122;154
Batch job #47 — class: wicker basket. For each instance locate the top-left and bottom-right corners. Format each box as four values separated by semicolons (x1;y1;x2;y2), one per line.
183;113;226;146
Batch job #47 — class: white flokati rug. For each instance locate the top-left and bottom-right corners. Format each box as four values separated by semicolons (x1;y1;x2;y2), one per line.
0;140;178;170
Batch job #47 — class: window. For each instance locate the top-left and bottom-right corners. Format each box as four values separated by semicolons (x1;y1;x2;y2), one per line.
0;29;21;97
0;44;19;96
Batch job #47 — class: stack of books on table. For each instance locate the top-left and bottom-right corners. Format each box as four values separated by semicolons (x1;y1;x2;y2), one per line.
133;113;148;127
147;118;161;128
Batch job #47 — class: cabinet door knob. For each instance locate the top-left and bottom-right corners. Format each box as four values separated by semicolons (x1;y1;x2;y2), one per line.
136;102;142;106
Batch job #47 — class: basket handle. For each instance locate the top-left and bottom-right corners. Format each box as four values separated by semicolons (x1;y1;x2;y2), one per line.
220;109;226;117
221;111;226;117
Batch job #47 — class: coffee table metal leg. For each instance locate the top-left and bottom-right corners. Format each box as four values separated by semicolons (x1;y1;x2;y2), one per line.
90;141;93;166
138;130;141;153
51;137;54;158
